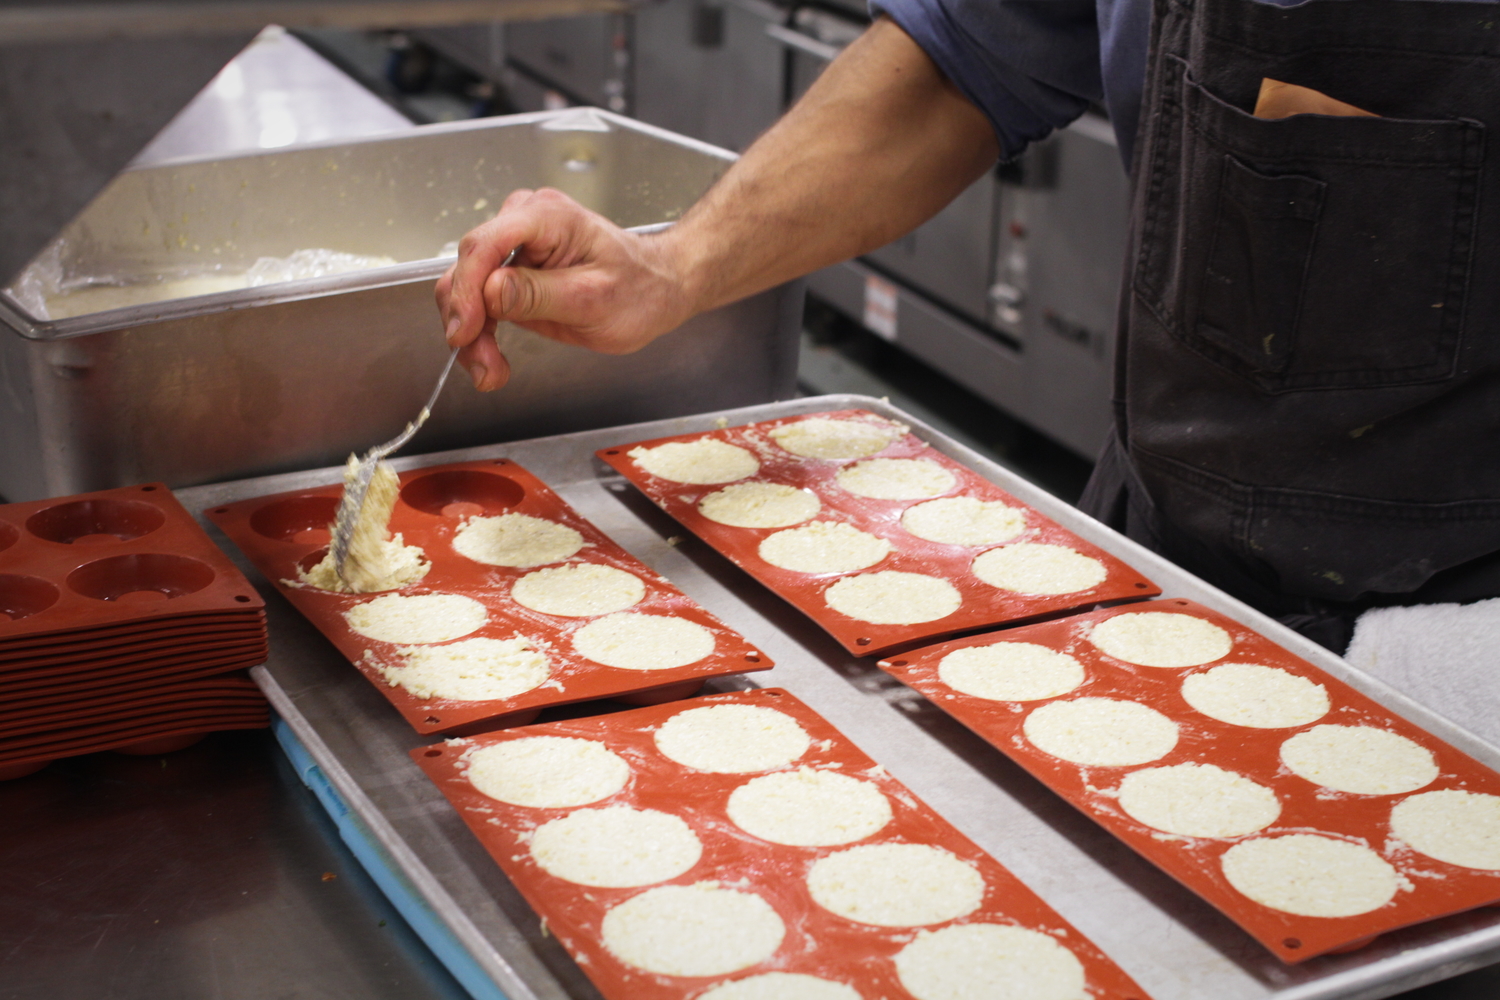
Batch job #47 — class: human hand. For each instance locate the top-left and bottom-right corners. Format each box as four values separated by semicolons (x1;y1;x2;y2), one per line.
435;187;698;391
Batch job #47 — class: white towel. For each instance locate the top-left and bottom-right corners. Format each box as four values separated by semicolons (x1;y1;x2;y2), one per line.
1344;598;1500;748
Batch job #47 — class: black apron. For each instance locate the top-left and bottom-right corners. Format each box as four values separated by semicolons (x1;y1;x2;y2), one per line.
1078;0;1500;652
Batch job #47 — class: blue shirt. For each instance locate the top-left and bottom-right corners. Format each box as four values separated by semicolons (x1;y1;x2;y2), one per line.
871;0;1491;167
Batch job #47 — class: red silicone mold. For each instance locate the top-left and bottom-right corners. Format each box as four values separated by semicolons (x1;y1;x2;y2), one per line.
0;629;267;672
0;700;270;767
598;410;1159;657
0;484;266;639
3;661;268;716
0;614;265;661
0;675;265;737
877;599;1500;962
413;688;1151;1000
208;459;772;736
0;646;268;697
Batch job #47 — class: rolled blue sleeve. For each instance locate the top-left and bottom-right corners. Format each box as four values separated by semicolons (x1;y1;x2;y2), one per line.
871;0;1103;160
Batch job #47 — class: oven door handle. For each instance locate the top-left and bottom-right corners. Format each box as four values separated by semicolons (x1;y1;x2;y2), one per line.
764;23;844;63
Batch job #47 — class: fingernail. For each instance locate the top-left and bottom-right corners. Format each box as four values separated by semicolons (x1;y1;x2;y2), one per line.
445;316;461;344
465;361;487;388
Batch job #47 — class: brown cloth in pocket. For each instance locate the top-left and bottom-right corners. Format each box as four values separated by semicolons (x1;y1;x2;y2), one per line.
1254;78;1379;119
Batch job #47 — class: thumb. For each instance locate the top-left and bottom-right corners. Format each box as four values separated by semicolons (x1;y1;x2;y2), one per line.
484;265;592;330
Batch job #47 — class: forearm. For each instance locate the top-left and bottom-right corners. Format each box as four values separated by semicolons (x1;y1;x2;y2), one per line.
661;16;1000;315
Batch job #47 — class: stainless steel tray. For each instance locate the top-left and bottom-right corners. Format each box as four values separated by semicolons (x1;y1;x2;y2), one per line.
1;109;801;502
178;394;1500;1000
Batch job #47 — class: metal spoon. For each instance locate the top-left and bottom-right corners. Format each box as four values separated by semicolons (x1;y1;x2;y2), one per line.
330;245;520;583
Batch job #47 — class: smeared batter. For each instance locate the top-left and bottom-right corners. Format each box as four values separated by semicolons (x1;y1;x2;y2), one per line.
301;459;429;593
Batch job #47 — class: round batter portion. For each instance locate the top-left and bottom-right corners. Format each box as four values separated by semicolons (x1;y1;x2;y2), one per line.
698;482;820;529
894;923;1088;1000
937;642;1086;702
379;636;549;701
1118;763;1281;838
466;736;629;808
824;571;961;625
654;704;810;773
529;806;701;887
511;563;645;618
571;612;716;670
1089;612;1233;668
727;767;892;846
1220;834;1399;917
900;496;1026;547
836;458;956;500
1180;663;1330;729
345;592;487;645
1280;724;1438;795
601;883;784;977
453;513;583;568
1391;790;1500;870
971;543;1106;596
758;521;891;574
1023;698;1179;767
806;843;985;927
696;972;861;1000
629;440;759;484
769;417;903;460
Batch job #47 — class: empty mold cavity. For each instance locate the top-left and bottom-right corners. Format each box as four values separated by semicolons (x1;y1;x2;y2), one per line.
68;553;216;603
401;470;525;519
26;499;165;545
249;496;339;544
0;574;61;621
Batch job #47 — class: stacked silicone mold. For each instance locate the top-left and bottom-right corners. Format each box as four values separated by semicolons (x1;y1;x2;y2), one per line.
877;599;1500;962
0;484;271;779
208;459;771;736
413;688;1152;1000
598;409;1159;656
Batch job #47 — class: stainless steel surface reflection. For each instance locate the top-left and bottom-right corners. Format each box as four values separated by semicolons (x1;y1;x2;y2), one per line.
0;729;469;1000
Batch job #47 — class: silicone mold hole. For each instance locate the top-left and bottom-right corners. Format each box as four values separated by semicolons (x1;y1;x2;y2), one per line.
0;574;60;621
424;716;441;725
744;654;760;663
234;595;252;603
0;520;17;554
249;496;339;545
295;549;333;577
1134;582;1149;589
68;553;215;603
888;659;909;667
401;470;524;517
424;749;443;758
1283;938;1301;950
856;637;872;646
26;499;166;545
605;450;620;455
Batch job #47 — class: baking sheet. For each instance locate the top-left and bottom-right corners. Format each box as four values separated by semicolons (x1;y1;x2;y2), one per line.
876;599;1500;962
598;409;1159;656
180;395;1500;1000
415;688;1150;1000
209;459;771;736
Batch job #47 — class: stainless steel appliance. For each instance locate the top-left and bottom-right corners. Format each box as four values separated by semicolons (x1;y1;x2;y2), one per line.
0;109;802;502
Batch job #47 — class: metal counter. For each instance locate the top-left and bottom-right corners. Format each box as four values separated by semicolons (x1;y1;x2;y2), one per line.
176;394;1500;1000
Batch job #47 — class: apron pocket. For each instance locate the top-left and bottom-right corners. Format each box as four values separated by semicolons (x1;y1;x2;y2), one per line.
1198;155;1324;373
1136;68;1484;392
